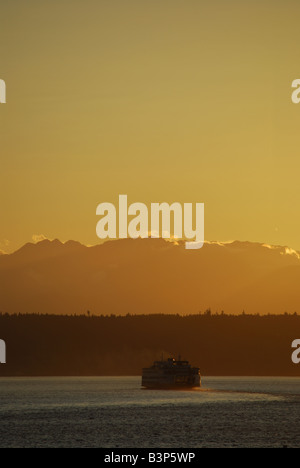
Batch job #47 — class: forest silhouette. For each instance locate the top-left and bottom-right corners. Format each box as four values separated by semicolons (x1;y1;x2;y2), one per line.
0;312;299;377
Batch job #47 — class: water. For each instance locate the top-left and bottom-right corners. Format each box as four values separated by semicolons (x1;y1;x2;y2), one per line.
0;376;299;448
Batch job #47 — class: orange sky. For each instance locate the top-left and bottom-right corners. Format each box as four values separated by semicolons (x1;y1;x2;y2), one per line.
1;0;300;253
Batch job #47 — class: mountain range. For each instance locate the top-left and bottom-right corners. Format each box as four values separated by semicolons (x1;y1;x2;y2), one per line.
0;238;299;315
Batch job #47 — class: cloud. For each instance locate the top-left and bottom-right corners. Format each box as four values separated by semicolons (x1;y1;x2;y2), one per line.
32;234;48;243
205;240;235;246
262;243;300;260
284;247;300;260
0;239;10;254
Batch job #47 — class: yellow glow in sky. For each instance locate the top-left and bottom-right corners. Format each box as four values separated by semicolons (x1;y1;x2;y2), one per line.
1;0;300;253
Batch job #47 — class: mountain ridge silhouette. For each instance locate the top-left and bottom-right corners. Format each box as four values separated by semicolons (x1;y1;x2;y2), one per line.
0;238;299;315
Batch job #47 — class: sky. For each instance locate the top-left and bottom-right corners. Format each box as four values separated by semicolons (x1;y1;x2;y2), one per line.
1;0;300;253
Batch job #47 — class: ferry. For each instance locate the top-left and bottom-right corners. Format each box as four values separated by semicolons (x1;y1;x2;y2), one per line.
142;357;201;389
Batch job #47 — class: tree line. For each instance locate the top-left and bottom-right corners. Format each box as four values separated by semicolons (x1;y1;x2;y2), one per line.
0;313;299;376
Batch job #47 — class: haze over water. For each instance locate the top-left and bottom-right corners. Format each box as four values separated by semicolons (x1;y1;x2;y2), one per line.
0;376;299;448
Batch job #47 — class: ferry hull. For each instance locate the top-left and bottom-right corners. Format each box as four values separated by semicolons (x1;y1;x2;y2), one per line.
142;372;201;389
141;357;201;390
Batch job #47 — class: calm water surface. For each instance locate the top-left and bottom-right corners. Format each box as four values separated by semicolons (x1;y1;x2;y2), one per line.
0;376;299;447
